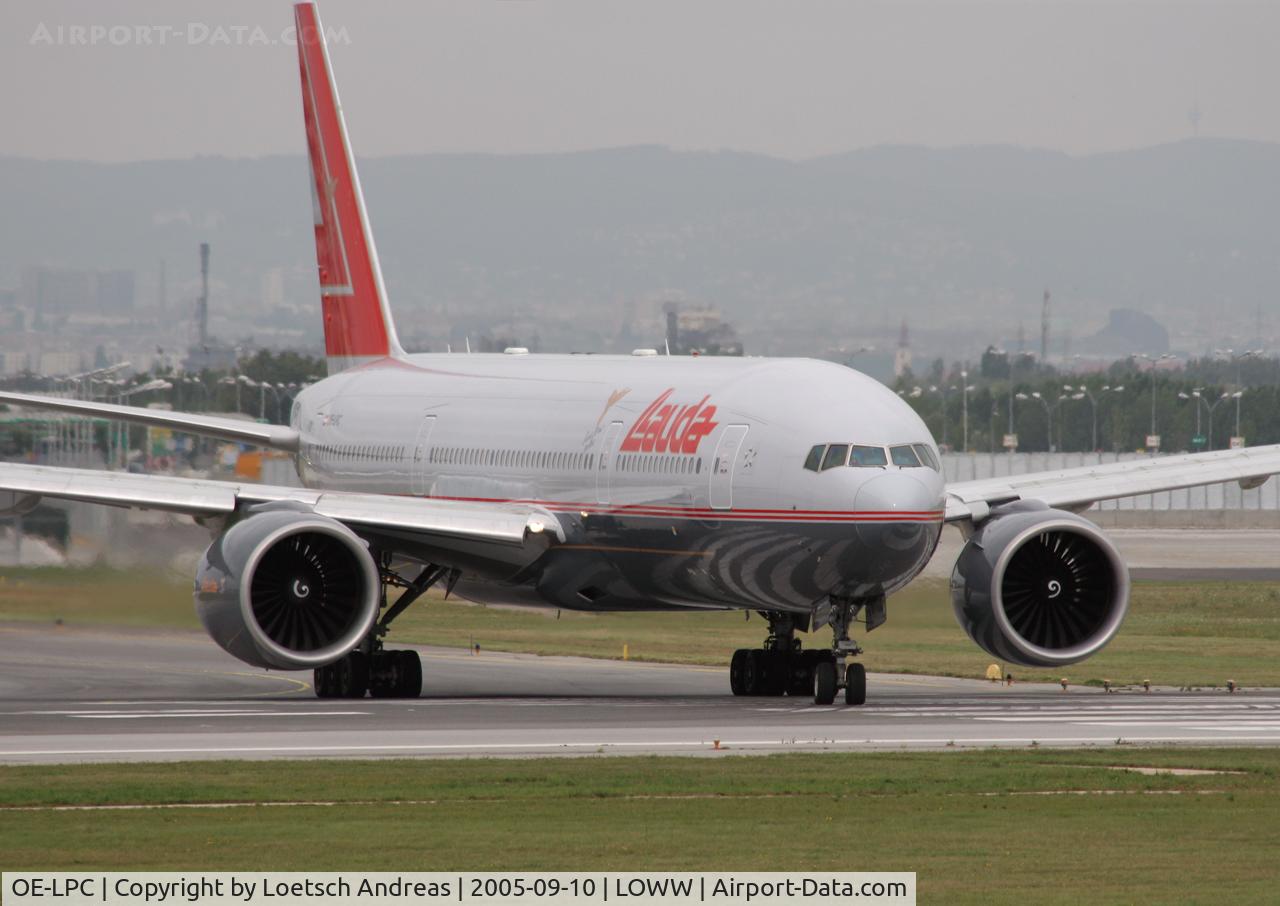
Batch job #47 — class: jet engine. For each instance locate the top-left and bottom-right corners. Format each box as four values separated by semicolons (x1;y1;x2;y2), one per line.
950;501;1130;667
194;508;380;670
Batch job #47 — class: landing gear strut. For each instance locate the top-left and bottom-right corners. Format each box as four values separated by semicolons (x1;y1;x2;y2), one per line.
729;612;828;699
314;559;451;699
728;596;880;706
815;595;880;706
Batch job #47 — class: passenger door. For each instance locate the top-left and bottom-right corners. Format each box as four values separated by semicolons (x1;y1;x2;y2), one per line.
596;421;624;505
709;424;749;510
410;415;437;495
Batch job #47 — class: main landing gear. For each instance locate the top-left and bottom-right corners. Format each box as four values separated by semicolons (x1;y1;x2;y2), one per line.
728;597;881;706
314;560;452;699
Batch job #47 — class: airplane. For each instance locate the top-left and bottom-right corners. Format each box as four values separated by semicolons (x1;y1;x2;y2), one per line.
4;1;1280;706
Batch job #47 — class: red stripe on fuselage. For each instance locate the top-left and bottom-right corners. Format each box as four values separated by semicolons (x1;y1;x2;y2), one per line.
418;493;944;523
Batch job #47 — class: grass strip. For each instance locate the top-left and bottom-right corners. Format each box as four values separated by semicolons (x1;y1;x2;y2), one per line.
1;749;1277;904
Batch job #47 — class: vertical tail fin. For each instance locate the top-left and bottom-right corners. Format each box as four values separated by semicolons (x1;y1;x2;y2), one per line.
295;2;404;373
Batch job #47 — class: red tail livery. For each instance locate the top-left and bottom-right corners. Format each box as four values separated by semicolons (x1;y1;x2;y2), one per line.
295;2;403;371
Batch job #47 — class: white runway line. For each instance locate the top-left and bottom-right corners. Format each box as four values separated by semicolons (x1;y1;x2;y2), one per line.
6;734;1280;760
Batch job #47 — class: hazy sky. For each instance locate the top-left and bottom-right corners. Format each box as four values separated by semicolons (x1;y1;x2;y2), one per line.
2;1;1275;162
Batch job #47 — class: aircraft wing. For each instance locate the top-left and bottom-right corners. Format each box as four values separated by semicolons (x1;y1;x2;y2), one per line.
0;392;299;452
0;462;562;547
944;444;1280;522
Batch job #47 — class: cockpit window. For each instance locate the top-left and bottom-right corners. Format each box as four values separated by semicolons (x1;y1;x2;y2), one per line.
803;445;825;472
821;444;850;471
912;443;941;471
848;445;888;467
890;445;921;467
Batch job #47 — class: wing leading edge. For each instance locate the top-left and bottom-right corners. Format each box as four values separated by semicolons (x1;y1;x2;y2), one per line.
945;444;1280;522
0;461;562;548
0;392;300;452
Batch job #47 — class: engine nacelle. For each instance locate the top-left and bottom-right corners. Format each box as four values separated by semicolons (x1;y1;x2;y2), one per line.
194;508;379;670
950;501;1130;668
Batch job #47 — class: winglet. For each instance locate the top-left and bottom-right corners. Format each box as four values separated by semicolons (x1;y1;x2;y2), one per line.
295;2;405;373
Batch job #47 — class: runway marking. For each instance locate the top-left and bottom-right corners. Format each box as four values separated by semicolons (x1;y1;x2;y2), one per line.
5;735;1280;760
8;709;369;720
74;711;369;720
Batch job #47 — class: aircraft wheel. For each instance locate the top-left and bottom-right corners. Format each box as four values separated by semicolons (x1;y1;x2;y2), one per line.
743;649;765;696
729;649;749;696
844;662;867;706
786;658;814;697
764;651;789;696
397;650;422;697
814;660;837;705
313;664;337;698
317;651;368;699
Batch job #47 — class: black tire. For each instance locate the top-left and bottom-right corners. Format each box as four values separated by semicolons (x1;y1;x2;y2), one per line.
764;651;788;696
729;649;748;696
786;658;813;697
368;651;399;699
814;660;837;705
844;662;867;706
313;664;335;698
743;649;764;696
340;651;369;699
397;650;422;697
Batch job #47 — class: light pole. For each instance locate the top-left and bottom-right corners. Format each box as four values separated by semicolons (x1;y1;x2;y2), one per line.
180;376;209;411
1229;390;1245;445
259;382;284;422
1015;391;1060;452
1217;349;1260;445
217;375;246;413
959;372;976;452
115;379;172;469
926;384;957;449
1066;384;1124;452
1064;384;1094;452
1133;353;1175;452
1203;391;1233;450
1177;389;1205;449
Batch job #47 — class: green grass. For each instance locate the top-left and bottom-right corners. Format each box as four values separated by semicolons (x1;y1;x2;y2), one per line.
1;750;1278;903
3;568;1280;687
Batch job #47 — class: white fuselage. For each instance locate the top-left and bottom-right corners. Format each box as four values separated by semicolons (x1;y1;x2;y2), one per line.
291;353;946;614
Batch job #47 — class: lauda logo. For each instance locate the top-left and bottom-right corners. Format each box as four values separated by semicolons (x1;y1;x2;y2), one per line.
621;388;719;454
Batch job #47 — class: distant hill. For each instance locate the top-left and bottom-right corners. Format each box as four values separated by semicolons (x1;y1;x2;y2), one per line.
1;139;1276;357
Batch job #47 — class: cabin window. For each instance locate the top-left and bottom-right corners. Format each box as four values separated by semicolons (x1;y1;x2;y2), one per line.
913;443;941;471
890;445;921;467
849;445;888;467
821;444;849;471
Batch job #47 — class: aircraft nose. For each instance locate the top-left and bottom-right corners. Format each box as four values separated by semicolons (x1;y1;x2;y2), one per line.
854;471;943;517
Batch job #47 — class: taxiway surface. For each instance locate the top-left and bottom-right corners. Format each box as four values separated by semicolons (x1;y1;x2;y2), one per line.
2;622;1277;764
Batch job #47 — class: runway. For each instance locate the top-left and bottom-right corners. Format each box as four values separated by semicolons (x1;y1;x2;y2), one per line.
2;622;1278;764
